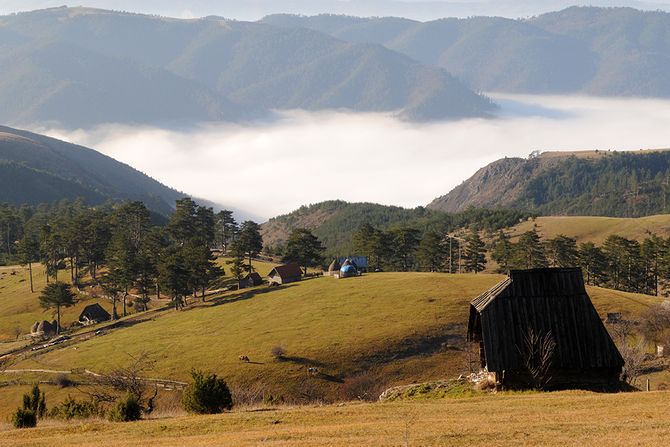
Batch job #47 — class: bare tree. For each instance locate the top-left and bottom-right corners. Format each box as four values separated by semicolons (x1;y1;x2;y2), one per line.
83;352;155;407
518;328;556;390
611;321;646;386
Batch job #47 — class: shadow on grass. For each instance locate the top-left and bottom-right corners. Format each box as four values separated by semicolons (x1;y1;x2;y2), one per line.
207;284;297;308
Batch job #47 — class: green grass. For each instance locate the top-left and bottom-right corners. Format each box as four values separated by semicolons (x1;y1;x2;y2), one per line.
7;272;664;408
509;215;670;244
12;273;503;400
0;265;113;342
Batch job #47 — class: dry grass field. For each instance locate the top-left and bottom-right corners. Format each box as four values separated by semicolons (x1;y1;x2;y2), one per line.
1;390;669;446
509;215;670;244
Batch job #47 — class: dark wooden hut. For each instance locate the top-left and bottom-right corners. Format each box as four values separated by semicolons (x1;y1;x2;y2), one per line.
78;303;111;325
467;268;623;389
267;263;302;286
243;272;263;288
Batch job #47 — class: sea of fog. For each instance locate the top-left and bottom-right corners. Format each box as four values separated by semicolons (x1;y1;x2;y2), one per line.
41;94;670;220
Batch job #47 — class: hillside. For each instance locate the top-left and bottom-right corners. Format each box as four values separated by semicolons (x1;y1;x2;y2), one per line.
0;7;493;127
428;149;670;217
262;6;670;97
508;214;670;244
5;272;663;408
0;126;185;215
260;200;527;256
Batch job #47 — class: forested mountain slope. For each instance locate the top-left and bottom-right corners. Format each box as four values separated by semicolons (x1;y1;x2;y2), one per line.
263;7;670;96
428;150;670;217
261;200;527;256
0;126;184;214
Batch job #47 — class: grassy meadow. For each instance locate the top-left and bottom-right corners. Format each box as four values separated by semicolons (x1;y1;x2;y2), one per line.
2;271;665;414
509;215;670;243
1;390;670;446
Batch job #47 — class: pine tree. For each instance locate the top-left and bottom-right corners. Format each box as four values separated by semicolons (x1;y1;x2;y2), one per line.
515;228;548;269
546;235;578;268
417;230;448;272
490;230;513;273
464;229;487;273
38;282;76;334
283;229;324;275
577;242;607;286
238;221;263;272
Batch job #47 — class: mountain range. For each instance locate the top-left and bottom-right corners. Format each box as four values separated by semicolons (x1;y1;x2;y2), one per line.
262;6;670;97
0;6;493;128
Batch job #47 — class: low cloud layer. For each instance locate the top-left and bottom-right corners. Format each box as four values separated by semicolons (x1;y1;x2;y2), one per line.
41;94;670;220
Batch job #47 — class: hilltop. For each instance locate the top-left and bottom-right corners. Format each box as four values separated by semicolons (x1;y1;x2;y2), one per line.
263;6;670;97
0;126;188;215
428;149;670;217
0;7;493;127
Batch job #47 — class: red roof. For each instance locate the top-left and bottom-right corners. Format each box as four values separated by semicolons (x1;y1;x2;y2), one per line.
269;263;302;279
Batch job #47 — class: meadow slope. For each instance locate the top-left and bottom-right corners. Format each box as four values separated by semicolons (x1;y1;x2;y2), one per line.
509;215;670;243
3;271;664;414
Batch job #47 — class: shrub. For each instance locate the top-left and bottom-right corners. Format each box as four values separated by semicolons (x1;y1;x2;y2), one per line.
23;384;47;418
271;345;286;359
55;374;76;388
12;409;37;429
49;396;102;420
182;369;233;414
108;394;142;422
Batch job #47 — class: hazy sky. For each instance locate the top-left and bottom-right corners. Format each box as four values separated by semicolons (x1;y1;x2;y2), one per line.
2;1;670;20
41;94;670;221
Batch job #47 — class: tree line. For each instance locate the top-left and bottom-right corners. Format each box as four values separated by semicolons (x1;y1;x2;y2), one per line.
352;222;670;297
3;199;266;320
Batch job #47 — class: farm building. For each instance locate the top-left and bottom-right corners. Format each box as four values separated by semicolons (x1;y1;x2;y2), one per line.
30;320;58;337
268;263;302;286
78;303;111;325
467;268;624;389
338;256;368;272
339;259;360;278
243;272;263;288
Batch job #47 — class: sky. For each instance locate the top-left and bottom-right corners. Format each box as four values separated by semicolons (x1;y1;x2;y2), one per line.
2;1;670;21
40;94;670;221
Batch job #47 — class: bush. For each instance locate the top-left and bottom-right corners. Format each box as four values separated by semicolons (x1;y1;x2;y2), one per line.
55;374;76;388
108;394;142;422
12;408;37;428
182;369;233;414
49;396;102;420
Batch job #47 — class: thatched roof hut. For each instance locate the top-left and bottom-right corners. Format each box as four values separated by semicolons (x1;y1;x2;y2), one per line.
467;268;623;389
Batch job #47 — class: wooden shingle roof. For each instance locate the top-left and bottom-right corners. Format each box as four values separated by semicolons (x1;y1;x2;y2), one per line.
468;268;624;373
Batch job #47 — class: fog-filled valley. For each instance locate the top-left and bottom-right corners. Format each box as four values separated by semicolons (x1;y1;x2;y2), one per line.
41;94;670;219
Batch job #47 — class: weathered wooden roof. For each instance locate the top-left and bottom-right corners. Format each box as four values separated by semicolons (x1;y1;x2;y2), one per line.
268;263;302;279
468;268;624;373
78;303;111;322
246;272;263;282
